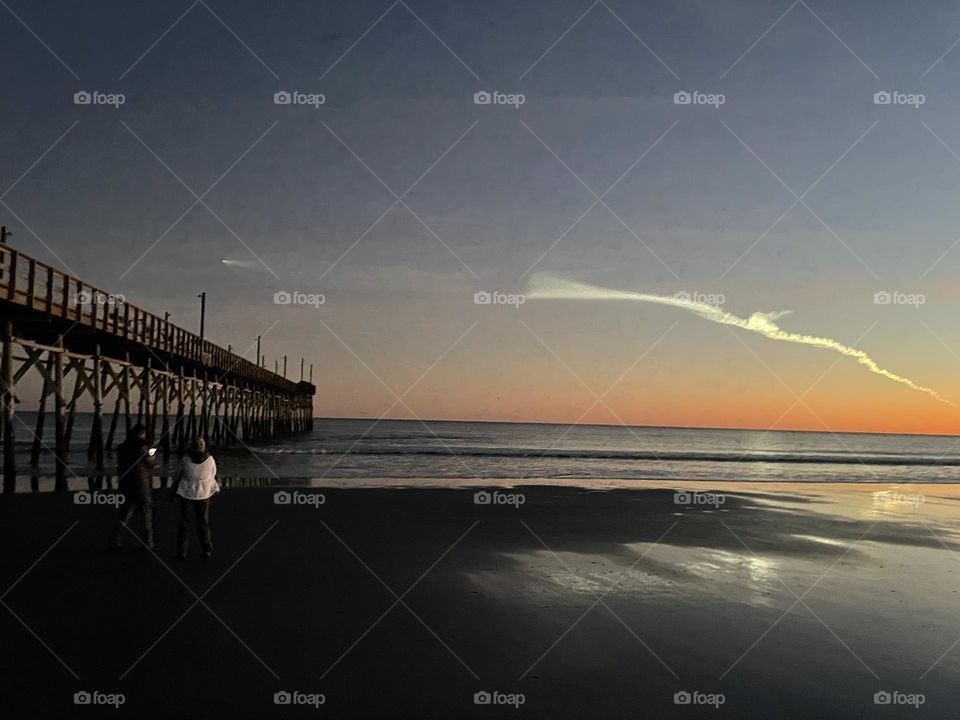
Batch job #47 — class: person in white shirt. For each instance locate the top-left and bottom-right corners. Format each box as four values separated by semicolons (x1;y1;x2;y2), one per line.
173;437;219;559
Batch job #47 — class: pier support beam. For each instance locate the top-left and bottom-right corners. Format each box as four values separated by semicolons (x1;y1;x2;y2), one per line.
90;346;104;473
53;337;67;491
174;369;185;452
143;359;152;444
106;396;120;451
186;372;197;444
122;352;131;435
2;321;15;494
160;372;170;459
30;356;52;466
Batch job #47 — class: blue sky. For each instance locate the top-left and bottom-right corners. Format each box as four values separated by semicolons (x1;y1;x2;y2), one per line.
4;0;960;430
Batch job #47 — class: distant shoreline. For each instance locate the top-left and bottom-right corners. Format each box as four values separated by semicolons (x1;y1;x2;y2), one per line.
309;416;960;440
17;412;957;439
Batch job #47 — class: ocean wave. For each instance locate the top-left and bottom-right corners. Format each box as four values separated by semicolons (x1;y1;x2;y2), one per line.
252;446;960;466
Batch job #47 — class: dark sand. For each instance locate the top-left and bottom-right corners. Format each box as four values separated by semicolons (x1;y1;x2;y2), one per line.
2;482;959;718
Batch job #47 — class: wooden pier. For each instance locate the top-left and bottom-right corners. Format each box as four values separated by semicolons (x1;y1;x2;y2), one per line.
0;242;315;492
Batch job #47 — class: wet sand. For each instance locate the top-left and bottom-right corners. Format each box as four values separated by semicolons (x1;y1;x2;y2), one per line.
1;482;959;718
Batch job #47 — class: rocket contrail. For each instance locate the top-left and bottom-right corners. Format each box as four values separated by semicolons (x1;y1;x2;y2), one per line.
527;273;952;406
221;258;261;269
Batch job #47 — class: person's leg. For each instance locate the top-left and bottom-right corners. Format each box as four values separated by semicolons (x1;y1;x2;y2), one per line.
176;497;190;558
109;495;136;548
195;499;212;556
141;486;155;550
150;500;159;550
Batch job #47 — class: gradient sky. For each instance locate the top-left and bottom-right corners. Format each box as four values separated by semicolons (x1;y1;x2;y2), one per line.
3;0;960;434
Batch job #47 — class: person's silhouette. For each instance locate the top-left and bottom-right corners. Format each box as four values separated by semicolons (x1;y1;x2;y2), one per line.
173;437;219;559
108;424;156;550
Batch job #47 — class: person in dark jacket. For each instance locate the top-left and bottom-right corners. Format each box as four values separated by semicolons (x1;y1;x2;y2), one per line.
108;424;157;550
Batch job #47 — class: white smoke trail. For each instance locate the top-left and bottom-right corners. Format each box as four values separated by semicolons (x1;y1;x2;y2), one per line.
221;258;261;269
527;273;952;406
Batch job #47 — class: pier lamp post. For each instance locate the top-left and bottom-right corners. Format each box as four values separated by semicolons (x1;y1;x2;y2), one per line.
198;292;206;340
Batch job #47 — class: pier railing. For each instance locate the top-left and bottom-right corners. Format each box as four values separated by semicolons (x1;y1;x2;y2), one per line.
0;245;303;393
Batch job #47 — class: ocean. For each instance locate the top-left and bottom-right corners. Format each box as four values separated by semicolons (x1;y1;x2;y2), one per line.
6;416;960;489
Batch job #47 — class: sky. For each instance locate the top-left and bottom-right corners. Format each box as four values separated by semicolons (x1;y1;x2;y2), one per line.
3;0;960;434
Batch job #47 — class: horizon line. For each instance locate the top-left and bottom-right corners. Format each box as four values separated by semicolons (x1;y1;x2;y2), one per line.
308;416;960;440
49;411;959;439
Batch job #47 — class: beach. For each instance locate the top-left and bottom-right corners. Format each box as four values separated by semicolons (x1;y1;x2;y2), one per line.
2;481;959;718
6;0;960;716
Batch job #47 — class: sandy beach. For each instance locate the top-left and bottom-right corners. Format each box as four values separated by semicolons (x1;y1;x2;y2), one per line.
1;481;958;718
6;0;960;716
